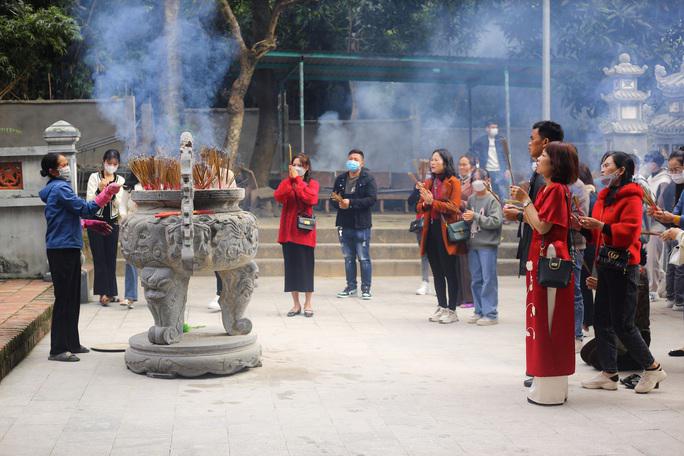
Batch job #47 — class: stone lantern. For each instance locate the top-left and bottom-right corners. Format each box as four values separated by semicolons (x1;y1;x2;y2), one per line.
652;59;684;154
600;53;649;155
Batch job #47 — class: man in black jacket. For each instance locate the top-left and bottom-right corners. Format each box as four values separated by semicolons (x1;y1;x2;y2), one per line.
470;121;510;200
332;149;378;300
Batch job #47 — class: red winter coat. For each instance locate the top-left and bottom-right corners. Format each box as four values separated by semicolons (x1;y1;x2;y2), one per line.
591;182;643;265
273;176;320;248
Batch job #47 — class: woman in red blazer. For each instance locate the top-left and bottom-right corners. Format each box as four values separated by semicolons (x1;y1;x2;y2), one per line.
580;151;666;394
274;154;320;317
417;149;466;324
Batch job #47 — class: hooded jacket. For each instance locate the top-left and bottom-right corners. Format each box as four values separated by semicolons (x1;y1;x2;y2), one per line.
592;182;643;265
39;178;101;249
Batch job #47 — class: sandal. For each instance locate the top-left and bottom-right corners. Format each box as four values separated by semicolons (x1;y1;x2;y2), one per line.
48;352;80;362
99;296;110;306
304;309;314;318
286;308;301;317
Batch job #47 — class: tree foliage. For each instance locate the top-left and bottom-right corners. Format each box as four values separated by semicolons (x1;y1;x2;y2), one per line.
0;0;81;99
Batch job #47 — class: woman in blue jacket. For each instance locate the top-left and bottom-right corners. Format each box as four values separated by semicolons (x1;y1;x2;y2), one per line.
38;153;120;362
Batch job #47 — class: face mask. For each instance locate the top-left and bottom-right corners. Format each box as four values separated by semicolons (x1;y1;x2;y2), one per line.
489;128;499;137
345;160;360;172
472;180;486;192
104;164;118;174
670;172;684;184
58;166;71;181
293;166;305;177
600;171;621;187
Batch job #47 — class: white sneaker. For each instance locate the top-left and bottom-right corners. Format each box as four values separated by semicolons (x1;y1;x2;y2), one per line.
581;372;618;390
416;281;429;295
208;296;220;311
429;307;445;322
467;314;482;324
673;303;684;311
649;292;659;302
575;339;583;353
635;366;667;394
476;317;498;326
666;299;675;308
439;309;458;324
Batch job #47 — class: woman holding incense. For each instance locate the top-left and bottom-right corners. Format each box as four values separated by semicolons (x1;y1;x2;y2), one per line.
510;141;577;406
39;152;121;361
456;154;476;308
274;153;319;317
86;149;126;306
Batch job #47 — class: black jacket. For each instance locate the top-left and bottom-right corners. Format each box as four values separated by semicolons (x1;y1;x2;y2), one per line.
470;134;508;172
516;171;546;276
332;168;377;229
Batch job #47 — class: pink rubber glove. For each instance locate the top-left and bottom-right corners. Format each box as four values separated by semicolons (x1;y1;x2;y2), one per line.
81;219;113;236
94;182;122;208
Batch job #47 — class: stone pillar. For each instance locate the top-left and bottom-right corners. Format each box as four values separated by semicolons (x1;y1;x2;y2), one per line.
43;121;81;193
0;121;81;279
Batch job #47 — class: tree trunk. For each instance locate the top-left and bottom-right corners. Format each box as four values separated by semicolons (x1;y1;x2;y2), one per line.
161;0;182;136
249;69;278;186
223;52;256;160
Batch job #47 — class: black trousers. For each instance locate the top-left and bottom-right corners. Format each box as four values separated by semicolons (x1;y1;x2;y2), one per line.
425;220;459;310
47;248;82;355
581;244;596;327
88;224;119;297
594;265;655;372
282;242;315;292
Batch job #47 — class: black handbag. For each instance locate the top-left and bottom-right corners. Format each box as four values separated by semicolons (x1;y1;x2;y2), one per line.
297;214;316;231
537;192;574;288
596;245;629;271
409;217;424;233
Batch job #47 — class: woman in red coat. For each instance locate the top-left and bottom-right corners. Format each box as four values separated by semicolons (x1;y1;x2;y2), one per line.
511;142;578;406
579;151;666;394
274;154;320;317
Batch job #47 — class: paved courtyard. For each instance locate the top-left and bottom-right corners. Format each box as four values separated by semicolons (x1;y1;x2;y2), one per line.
0;275;683;455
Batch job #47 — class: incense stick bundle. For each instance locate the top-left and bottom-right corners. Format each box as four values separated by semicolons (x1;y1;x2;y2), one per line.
192;163;214;189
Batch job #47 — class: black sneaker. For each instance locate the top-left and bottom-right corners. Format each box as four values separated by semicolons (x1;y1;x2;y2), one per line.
337;287;357;298
361;290;372;300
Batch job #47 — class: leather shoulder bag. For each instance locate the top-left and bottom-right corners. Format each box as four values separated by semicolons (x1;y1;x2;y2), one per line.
537;191;574;288
594;205;630;272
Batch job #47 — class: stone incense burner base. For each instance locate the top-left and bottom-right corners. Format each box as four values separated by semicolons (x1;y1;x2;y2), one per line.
125;331;262;378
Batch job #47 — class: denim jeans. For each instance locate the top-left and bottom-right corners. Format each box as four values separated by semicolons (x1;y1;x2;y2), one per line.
124;263;138;301
339;227;372;291
573;249;585;339
488;170;510;202
467;247;498;319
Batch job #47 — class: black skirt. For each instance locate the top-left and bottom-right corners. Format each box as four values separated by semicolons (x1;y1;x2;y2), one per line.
282;242;315;292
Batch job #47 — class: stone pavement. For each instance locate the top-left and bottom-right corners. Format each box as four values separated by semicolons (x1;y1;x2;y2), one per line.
0;275;683;456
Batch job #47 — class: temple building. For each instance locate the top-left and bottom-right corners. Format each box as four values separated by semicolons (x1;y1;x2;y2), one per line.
652;60;684;154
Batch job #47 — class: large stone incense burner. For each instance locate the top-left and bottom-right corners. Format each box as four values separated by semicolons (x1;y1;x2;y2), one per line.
120;132;260;377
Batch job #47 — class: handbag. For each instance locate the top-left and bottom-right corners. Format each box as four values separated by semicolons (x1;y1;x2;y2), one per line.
596;245;629;271
409;217;424;233
445;220;470;243
537;192;574;288
297;214;316;231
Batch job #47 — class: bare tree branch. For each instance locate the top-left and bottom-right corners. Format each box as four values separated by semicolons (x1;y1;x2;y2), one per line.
266;0;308;41
218;0;247;52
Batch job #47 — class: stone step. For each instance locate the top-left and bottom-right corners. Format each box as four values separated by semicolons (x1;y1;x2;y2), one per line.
256;224;520;244
254;242;520;261
114;257;521;277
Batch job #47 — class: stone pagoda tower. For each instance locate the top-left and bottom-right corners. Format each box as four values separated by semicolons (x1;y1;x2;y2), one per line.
600;53;649;155
652;59;684;154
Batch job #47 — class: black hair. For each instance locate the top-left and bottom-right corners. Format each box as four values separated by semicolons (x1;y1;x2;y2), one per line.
348;149;364;159
628;153;640;168
458;154;477;168
431;148;456;179
123;171;140;191
102;149;121;163
532;120;564;142
578;162;594;187
644;150;665;167
668;149;684;166
471;167;489;181
39;153;62;178
602;151;635;205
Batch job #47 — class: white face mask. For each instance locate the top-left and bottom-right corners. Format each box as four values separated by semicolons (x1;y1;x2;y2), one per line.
670;172;684;184
104;164;118;174
293;166;306;177
488;128;499;137
600;171;621;187
472;180;486;192
58;165;71;181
